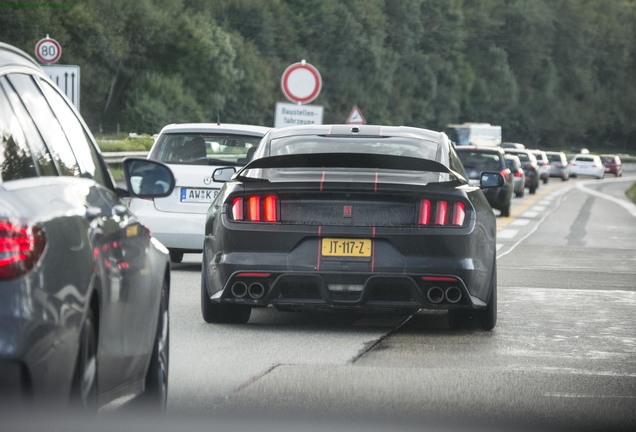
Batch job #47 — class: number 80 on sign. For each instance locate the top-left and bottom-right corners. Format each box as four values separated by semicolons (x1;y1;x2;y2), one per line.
35;37;62;64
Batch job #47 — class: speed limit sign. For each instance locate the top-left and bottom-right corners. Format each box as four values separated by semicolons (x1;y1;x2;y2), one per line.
35;36;62;64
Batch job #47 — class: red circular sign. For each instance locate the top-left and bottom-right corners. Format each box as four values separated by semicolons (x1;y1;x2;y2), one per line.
35;37;62;64
281;61;322;104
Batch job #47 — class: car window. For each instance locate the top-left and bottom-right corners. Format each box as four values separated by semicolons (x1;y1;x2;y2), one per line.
151;133;263;165
574;156;594;163
0;76;57;177
456;150;502;171
6;73;80;177
0;82;39;181
268;135;441;161
38;79;111;187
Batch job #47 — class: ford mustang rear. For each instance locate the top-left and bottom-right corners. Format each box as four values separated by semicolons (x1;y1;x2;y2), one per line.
201;125;501;330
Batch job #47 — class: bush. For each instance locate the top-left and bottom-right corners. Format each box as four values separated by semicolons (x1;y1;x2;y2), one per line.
96;135;154;152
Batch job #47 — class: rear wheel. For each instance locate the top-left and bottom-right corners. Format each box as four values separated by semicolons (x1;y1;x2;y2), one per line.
137;278;169;410
448;263;497;331
529;184;537;194
500;204;510;217
201;272;251;324
169;249;183;263
70;308;98;412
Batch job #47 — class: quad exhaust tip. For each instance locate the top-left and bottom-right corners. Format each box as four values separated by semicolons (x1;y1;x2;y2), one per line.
231;281;248;298
248;282;265;299
427;286;445;304
445;286;462;304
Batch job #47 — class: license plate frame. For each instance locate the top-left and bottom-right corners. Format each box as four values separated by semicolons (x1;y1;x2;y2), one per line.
321;238;372;259
180;188;218;203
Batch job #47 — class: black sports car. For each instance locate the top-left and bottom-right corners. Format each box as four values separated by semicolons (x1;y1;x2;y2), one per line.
201;125;503;330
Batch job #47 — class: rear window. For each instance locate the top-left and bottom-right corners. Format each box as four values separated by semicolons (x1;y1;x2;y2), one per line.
547;153;564;162
150;133;262;166
574;156;594;163
456;150;502;172
268;135;442;161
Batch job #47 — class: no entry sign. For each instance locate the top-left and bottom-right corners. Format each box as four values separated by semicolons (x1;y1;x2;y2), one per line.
35;36;62;64
281;60;322;104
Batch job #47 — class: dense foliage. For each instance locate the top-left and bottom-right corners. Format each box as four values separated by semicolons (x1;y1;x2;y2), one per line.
1;0;634;150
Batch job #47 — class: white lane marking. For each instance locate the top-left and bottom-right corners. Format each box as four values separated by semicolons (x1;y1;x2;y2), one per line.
498;229;518;239
532;206;546;212
539;200;552;206
496;244;504;251
576;178;636;218
511;218;530;226
544;392;636;399
522;211;538;218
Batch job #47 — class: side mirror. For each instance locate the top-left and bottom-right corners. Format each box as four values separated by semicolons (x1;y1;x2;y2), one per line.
123;158;175;198
480;172;505;188
212;167;236;183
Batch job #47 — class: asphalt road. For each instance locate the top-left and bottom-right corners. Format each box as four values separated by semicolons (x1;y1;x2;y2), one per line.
123;167;636;432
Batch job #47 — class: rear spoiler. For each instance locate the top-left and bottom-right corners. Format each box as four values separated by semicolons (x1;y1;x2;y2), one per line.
236;152;466;183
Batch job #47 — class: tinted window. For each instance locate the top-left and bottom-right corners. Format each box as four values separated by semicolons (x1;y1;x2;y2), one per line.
0;83;38;181
38;79;110;186
456;150;502;171
574;156;594;163
7;74;80;177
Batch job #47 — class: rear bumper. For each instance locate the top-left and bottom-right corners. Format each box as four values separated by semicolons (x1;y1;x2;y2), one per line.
128;198;206;251
203;214;496;311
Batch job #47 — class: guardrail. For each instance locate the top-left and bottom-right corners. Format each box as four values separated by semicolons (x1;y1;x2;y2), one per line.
102;151;149;164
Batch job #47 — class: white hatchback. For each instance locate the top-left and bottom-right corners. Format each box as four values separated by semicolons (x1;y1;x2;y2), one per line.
128;123;270;262
569;154;605;179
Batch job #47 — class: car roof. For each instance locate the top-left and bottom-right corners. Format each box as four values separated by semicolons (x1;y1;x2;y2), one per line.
455;145;505;154
158;123;271;136
0;42;43;72
266;124;445;145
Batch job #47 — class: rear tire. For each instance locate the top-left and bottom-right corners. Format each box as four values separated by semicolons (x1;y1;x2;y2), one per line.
137;278;169;410
201;272;251;324
169;249;183;263
448;263;497;331
70;308;98;412
500;204;510;217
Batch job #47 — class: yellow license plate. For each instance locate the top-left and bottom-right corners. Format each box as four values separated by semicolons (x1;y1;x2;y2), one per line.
321;238;372;257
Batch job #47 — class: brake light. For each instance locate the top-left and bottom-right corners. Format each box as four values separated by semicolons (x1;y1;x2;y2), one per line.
0;220;46;280
514;171;522;178
452;202;465;226
436;201;448;225
248;196;261;221
231;195;278;223
418;200;466;227
419;199;431;225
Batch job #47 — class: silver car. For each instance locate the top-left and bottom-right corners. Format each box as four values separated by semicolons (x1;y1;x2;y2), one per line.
0;42;174;412
545;151;570;181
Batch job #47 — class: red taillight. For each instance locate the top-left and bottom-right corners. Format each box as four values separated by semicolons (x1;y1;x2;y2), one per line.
419;200;466;227
452;202;465;226
435;201;448;225
230;195;278;223
232;197;244;220
419;199;431;225
514;171;522;178
248;196;261;221
264;196;278;222
0;221;46;280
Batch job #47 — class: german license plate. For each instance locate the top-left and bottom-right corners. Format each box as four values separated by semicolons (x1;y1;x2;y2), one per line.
180;188;218;203
321;238;371;257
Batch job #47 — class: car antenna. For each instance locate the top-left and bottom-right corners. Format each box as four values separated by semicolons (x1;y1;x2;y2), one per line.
216;111;221;126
